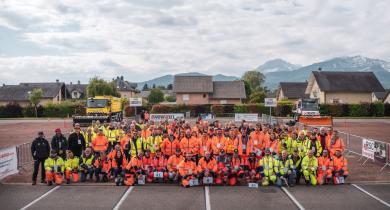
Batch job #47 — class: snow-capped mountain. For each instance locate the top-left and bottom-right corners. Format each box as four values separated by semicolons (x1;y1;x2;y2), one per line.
263;56;390;89
256;59;301;73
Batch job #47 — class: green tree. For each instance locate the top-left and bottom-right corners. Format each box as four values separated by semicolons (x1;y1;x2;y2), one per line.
28;88;43;118
167;84;173;90
242;70;265;91
165;95;176;102
243;80;252;102
148;88;164;104
152;84;156;89
87;77;120;97
249;90;266;104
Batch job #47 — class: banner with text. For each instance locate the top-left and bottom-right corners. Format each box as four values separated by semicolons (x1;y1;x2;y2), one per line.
0;146;18;180
150;113;185;122
362;138;375;160
235;113;258;122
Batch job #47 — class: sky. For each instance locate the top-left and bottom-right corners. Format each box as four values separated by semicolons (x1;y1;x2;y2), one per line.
0;0;389;84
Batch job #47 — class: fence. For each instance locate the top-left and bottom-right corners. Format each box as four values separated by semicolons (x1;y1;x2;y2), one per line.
295;121;390;172
16;142;33;170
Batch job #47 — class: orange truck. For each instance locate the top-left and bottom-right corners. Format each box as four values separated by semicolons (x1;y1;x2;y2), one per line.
292;98;332;127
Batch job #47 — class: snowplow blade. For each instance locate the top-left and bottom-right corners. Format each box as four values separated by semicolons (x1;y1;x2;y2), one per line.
72;115;110;127
298;116;333;127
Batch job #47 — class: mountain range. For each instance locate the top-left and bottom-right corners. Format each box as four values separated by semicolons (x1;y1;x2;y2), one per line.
136;72;239;89
136;56;390;90
260;56;390;89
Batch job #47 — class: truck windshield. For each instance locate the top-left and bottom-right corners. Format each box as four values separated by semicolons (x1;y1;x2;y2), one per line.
87;99;108;108
302;101;318;111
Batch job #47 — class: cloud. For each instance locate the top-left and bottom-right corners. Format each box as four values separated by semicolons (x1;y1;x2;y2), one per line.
0;0;389;85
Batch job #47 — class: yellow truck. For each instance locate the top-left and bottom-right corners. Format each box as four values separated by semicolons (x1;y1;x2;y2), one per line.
73;96;122;126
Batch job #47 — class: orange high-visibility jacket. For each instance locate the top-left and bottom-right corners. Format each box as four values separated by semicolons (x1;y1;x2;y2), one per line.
92;135;108;152
198;136;212;157
212;135;226;155
107;149;124;160
167;155;184;172
269;140;280;154
120;136;132;151
94;157;111;173
111;157;128;168
197;157;218;173
141;129;151;138
234;135;253;156
317;156;331;173
224;137;235;154
126;157;143;170
180;137;199;155
142;156;153;170
178;160;197;176
161;138;180;156
231;157;243;170
327;137;345;156
152;156;168;170
331;156;348;171
250;131;264;151
262;132;270;148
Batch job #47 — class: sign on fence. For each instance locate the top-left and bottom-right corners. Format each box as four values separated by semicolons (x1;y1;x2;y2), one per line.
374;141;387;163
362;138;375;160
150;113;185;122
129;98;142;107
235;113;258;122
0;146;18;180
264;98;277;107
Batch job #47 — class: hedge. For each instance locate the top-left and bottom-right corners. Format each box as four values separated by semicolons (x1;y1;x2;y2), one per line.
124;105;152;117
1;101;390;118
150;104;211;117
0;101;85;118
147;103;390;117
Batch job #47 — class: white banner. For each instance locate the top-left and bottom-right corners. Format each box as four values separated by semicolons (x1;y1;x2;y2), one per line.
150;113;185;122
264;98;277;107
0;146;18;180
235;113;258;122
129;98;142;107
362;138;375;160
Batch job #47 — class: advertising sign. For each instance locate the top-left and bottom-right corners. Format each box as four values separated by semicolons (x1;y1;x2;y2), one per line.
362;138;375;160
150;113;185;122
0;147;18;180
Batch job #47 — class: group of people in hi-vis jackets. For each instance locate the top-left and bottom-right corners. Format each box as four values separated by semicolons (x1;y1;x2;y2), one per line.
31;118;348;187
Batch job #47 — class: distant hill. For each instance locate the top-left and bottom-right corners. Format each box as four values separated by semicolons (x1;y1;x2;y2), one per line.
137;72;239;89
261;56;390;89
256;59;301;73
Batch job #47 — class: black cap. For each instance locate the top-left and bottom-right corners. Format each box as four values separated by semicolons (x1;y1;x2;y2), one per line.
38;131;44;135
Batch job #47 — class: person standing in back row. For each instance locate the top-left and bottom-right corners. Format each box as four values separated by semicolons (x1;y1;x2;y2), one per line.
68;124;86;157
31;131;50;185
51;128;68;160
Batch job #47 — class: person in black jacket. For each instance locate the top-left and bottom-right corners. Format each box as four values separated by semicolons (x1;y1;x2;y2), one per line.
51;128;68;160
68;124;86;157
31;131;50;185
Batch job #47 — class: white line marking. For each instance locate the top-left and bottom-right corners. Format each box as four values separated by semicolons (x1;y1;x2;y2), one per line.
113;186;134;210
281;187;305;210
352;184;390;208
205;186;211;210
20;186;60;210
